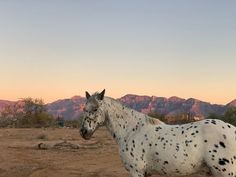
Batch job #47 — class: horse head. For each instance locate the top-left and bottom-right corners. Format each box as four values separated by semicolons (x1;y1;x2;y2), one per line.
80;89;106;140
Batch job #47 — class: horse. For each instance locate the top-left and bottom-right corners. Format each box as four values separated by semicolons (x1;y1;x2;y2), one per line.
80;89;236;177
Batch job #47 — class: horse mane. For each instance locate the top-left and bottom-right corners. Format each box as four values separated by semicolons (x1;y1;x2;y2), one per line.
146;116;163;125
105;97;163;125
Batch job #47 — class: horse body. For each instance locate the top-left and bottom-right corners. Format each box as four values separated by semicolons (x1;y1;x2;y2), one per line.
81;90;236;177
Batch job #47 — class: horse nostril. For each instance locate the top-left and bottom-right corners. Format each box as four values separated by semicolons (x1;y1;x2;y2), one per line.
81;128;87;135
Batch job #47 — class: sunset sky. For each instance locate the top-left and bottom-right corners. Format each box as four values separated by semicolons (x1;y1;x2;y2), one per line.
0;1;236;104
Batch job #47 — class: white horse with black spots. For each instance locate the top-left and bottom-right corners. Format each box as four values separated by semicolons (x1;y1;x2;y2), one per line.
80;89;236;177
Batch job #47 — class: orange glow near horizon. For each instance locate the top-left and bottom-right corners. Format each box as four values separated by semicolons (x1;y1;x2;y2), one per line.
0;1;236;105
0;86;235;105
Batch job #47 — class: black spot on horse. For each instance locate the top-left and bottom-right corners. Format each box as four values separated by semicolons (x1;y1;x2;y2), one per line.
164;161;168;165
211;120;216;125
130;152;134;157
213;165;219;170
219;141;226;148
218;158;230;166
184;153;188;157
223;134;227;139
155;127;162;131
176;144;180;152
175;169;180;173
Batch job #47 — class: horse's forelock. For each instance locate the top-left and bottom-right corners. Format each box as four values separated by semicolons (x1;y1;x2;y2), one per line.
90;92;100;100
86;94;100;106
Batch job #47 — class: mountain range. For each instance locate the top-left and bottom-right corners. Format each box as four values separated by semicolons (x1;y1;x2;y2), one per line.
0;95;236;120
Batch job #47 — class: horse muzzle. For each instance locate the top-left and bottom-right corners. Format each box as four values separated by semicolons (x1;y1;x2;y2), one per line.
80;128;93;140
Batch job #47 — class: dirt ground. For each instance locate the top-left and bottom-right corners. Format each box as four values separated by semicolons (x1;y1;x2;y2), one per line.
0;128;211;177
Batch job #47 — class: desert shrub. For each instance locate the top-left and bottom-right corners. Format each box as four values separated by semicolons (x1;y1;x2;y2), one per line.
148;112;197;124
0;117;15;127
64;119;81;128
148;112;167;123
169;113;196;124
55;116;65;127
15;113;55;128
37;134;48;140
0;97;55;128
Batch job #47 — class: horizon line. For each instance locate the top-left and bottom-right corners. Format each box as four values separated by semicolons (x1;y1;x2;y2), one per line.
0;94;235;106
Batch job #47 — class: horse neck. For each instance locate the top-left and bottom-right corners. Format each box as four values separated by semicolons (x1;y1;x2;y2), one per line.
103;97;148;144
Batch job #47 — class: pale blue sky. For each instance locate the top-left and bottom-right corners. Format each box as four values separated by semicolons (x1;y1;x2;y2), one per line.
0;0;236;104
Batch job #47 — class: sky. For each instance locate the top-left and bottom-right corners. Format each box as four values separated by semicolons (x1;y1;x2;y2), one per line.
0;0;236;104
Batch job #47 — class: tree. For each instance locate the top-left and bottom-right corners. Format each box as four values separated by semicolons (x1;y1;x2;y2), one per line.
207;107;236;126
207;113;222;120
23;98;46;117
0;97;55;128
19;98;54;127
222;107;236;126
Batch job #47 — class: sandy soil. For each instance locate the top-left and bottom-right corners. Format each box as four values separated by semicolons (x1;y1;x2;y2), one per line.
0;128;211;177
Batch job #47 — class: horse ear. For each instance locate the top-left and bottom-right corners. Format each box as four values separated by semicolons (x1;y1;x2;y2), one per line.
85;91;91;99
98;89;105;100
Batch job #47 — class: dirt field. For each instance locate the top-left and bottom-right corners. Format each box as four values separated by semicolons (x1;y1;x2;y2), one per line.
0;128;211;177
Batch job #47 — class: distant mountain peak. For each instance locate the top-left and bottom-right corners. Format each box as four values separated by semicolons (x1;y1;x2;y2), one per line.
227;99;236;107
71;95;85;101
168;96;185;102
0;95;236;120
